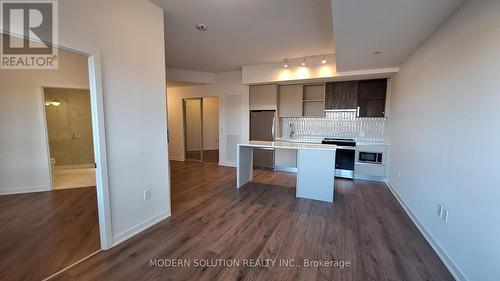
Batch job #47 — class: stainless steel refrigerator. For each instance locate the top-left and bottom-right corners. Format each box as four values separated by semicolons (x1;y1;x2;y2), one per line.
250;110;275;170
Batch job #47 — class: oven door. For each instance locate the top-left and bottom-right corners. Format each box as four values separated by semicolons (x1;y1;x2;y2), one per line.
335;149;355;179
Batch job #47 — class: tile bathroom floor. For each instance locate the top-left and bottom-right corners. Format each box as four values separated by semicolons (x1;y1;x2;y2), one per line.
52;168;96;190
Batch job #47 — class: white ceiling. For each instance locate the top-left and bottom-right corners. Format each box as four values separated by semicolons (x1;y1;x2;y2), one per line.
153;0;335;72
331;0;467;71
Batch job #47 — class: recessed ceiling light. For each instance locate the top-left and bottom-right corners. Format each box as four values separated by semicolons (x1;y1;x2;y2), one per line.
195;24;208;31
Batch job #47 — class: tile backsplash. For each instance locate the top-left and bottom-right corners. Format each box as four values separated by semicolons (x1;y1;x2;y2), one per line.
281;110;386;141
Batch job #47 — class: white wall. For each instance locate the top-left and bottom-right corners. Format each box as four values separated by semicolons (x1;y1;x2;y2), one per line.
167;68;216;84
1;0;169;244
58;0;169;244
387;1;500;280
202;97;219;150
0;49;89;195
167;71;249;165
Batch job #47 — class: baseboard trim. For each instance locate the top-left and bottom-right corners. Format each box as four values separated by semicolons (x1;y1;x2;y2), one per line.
42;250;101;281
112;209;171;247
0;185;50;196
219;161;236;167
275;166;298;173
385;181;467;281
354;174;386;182
169;156;185;162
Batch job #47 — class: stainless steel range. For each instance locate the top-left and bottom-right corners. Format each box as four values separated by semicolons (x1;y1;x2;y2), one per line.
321;138;356;179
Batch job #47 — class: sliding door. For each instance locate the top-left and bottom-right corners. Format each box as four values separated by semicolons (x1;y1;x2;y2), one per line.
183;98;203;161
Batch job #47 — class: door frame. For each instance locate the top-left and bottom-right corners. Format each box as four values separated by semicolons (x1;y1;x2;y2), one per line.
182;97;204;162
37;51;112;250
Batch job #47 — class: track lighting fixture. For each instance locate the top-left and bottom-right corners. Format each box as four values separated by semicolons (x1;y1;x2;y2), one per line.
281;54;332;67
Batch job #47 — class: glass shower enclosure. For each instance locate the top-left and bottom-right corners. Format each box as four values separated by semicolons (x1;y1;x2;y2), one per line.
44;87;95;169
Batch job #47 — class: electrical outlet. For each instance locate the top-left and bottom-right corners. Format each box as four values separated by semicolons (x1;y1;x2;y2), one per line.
437;205;443;217
144;189;151;201
442;209;449;223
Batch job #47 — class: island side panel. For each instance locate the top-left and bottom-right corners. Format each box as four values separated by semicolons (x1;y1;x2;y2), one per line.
237;145;253;188
296;149;336;203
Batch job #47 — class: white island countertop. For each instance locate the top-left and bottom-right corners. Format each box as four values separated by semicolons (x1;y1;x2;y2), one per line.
276;137;390;146
238;140;337;151
237;141;336;203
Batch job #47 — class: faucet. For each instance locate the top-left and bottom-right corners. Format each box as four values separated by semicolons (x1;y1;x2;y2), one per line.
289;123;295;138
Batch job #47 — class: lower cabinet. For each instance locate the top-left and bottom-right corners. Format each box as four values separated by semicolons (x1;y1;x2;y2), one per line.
354;144;388;181
354;163;386;181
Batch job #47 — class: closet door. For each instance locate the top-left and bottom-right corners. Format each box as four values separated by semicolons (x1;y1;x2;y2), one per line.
183;98;203;161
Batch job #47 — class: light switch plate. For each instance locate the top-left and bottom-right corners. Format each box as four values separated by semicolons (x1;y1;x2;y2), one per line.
144;189;152;201
437;205;443;217
443;209;449;222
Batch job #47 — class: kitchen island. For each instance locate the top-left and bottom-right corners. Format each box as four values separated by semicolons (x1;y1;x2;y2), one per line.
237;141;337;203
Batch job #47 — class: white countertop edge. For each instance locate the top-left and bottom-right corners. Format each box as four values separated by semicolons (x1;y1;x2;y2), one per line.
238;141;337;151
276;137;323;144
276;137;390;146
356;141;391;146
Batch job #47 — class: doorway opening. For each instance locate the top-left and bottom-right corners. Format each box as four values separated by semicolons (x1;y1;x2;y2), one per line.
43;87;96;190
183;97;219;164
0;33;112;281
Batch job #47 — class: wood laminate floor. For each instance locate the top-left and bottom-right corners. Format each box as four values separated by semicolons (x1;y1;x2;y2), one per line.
203;149;219;163
51;161;453;281
0;187;100;281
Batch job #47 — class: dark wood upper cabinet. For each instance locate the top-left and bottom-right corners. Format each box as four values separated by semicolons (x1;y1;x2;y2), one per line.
325;81;358;110
325;79;387;117
357;79;387;117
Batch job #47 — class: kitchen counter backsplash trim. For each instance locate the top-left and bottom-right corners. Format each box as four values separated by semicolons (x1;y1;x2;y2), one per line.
281;110;386;141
